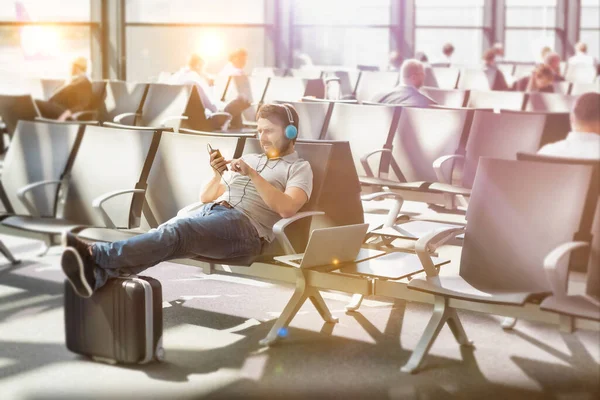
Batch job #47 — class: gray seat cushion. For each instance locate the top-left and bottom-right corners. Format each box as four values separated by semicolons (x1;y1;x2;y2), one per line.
2;216;83;234
408;275;549;305
540;295;600;321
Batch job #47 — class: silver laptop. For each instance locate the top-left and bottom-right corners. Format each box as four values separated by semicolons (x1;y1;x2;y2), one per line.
275;223;378;269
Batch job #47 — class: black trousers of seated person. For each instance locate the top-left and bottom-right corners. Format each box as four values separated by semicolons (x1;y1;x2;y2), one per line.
219;97;251;129
35;99;68;119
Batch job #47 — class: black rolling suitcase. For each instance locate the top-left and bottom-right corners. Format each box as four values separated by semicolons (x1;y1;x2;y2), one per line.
64;275;164;364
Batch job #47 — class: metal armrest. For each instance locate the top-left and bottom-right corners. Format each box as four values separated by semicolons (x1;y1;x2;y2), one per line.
273;211;325;254
113;112;140;124
92;189;146;229
433;154;464;184
544;241;589;298
361;192;404;228
177;201;205;217
159;115;188;131
415;227;466;276
360;148;392;178
17;180;62;216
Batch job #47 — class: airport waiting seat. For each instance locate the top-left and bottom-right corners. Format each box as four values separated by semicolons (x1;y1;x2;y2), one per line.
274;100;331;140
223;75;269;124
513;63;535;80
288;69;324;80
570;81;600;95
466;89;526;111
401;157;597;373
354;71;399;103
262;77;325;103
421;87;469;108
553;81;572;95
565;64;598;84
252;67;285;77
456;69;490;91
99;81;147;123
524;92;577;113
0;125;158;249
424;67;460;89
0;94;41;136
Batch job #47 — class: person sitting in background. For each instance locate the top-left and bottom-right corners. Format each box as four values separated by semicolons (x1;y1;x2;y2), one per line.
441;43;455;65
482;49;509;91
388;50;403;71
538;92;600;159
539;46;552;63
514;64;555;93
170;53;250;129
568;42;599;67
220;48;248;76
415;51;430;67
492;42;505;61
35;56;93;121
544;52;565;81
60;103;314;298
370;59;437;108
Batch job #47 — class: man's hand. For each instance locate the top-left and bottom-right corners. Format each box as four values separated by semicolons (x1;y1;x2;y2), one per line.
210;151;228;176
229;158;256;177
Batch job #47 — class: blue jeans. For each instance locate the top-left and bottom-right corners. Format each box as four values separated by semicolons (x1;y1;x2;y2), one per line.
91;203;263;289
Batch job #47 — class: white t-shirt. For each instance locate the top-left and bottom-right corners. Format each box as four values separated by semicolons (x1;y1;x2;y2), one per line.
568;52;598;67
215;152;313;242
537;132;600;160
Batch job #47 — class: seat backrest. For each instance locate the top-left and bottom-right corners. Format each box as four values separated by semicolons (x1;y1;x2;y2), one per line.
102;81;147;122
289;69;323;79
421;87;468;108
462;110;548;188
462;157;594;293
139;83;192;128
424;67;460;89
88;80;107;111
456;69;490;90
587;201;600;301
323;70;355;97
565;64;598;84
323;102;398;177
392;107;472;183
62;126;158;228
524;92;577;113
274;100;331;140
513;64;535;80
40;78;66;99
252;67;284;77
142;132;248;229
224;75;269;122
467;90;526;111
497;64;516;81
262;77;322;103
570;82;600;95
354;71;399;102
0;121;81;216
0;94;40;135
553;81;572;94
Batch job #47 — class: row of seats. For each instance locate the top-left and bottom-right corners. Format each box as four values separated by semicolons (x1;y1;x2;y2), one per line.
0;119;597;375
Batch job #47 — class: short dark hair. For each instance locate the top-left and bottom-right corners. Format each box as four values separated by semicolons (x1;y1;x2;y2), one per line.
572;92;600;124
442;43;454;56
256;103;299;139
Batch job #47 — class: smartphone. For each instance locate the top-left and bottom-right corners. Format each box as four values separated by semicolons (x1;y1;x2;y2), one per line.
207;144;227;173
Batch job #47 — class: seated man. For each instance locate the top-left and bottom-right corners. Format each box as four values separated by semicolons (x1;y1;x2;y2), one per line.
371;59;437;108
169;53;250;129
35;56;93;120
514;64;555;93
538;92;600;159
61;103;313;298
544;52;565;82
220;48;248;77
482;48;509;91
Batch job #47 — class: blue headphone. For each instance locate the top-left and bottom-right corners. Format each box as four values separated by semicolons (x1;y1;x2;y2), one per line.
280;104;298;140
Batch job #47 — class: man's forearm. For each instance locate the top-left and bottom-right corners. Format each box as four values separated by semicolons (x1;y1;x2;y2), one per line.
200;175;225;202
249;171;298;218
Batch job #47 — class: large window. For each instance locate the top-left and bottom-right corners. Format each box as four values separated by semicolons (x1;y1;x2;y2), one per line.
125;0;271;81
291;0;392;68
0;0;96;92
414;0;485;66
580;0;599;59
505;0;557;62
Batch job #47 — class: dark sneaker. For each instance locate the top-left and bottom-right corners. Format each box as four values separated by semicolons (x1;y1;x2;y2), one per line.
61;232;97;298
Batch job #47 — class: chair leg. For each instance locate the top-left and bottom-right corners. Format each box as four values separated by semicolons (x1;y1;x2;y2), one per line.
446;309;473;346
308;289;339;324
259;287;308;347
0;240;20;265
401;296;457;374
345;293;364;312
501;317;518;330
36;238;52;257
559;315;574;333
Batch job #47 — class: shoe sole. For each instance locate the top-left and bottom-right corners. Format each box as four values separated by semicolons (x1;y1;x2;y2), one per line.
62;247;93;298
